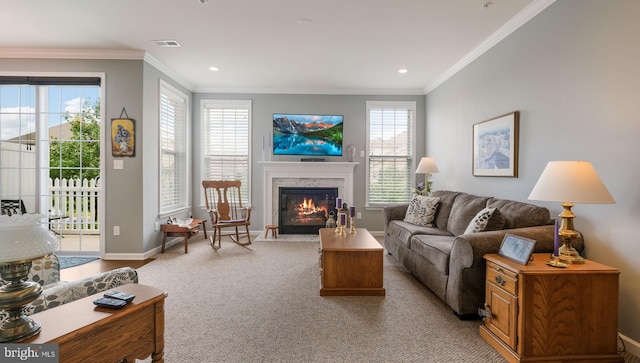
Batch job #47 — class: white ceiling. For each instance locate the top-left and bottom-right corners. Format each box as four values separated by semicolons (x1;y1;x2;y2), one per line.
1;0;551;94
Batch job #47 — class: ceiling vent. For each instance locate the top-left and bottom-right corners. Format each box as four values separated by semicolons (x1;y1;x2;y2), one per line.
153;40;181;47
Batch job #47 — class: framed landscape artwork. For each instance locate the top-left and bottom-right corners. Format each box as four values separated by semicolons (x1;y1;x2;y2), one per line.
472;111;519;177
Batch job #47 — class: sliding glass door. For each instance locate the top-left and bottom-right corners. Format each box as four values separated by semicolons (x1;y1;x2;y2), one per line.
0;77;103;256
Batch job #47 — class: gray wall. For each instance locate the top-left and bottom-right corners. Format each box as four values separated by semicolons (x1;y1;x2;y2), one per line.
191;93;425;232
426;0;640;342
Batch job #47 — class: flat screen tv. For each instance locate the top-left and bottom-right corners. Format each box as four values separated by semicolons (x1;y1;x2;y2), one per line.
273;113;343;156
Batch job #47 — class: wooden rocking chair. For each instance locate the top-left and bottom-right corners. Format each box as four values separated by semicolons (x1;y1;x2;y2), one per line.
202;180;252;249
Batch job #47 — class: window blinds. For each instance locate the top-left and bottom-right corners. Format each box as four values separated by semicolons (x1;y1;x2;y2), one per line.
159;84;188;214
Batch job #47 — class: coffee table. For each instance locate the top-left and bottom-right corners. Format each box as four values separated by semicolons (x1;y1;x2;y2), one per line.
319;228;385;296
23;283;167;362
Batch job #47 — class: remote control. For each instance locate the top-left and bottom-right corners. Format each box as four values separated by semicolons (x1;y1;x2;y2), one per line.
104;290;136;303
93;297;127;309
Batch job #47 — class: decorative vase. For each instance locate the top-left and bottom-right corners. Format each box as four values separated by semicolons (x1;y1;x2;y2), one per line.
346;142;356;162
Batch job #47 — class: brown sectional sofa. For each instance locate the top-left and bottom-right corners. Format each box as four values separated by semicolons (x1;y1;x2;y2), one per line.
383;190;584;318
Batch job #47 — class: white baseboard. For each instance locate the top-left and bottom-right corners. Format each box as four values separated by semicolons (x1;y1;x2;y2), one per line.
621;333;640;358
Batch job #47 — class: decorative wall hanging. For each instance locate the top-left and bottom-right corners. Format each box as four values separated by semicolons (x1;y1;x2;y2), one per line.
111;108;135;157
472;111;519;177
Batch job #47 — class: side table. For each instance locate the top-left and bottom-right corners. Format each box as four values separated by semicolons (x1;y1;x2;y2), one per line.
160;218;207;253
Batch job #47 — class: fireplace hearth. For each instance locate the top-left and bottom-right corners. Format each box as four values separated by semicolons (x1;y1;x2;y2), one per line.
279;187;338;234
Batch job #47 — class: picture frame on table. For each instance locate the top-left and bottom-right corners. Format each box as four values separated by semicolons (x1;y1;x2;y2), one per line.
498;233;536;266
472;111;519;177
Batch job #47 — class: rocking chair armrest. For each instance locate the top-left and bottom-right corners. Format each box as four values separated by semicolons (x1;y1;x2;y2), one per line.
241;206;252;221
206;208;220;223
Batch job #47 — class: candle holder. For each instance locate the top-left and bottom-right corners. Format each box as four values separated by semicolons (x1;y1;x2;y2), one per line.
337;211;348;236
335;207;343;234
546;254;567;268
349;216;356;234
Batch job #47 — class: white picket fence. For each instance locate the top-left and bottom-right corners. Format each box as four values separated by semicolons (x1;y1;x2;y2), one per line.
50;178;100;235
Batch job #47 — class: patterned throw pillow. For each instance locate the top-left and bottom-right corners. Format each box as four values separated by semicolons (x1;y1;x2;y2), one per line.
404;195;440;226
464;207;497;234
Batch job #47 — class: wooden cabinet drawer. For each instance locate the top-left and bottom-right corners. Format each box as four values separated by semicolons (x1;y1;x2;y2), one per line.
486;261;517;295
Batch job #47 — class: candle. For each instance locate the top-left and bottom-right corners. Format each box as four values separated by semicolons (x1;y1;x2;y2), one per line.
336;197;342;209
349;206;356;217
554;219;560;257
340;213;346;226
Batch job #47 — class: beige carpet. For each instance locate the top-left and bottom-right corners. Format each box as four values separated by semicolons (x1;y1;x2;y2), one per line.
136;237;505;362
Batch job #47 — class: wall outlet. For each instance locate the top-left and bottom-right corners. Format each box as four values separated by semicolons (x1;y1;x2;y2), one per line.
114;160;123;169
113;225;120;236
360;150;365;158
155;221;160;232
357;212;362;219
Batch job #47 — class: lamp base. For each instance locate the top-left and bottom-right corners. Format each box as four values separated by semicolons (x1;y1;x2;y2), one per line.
0;315;41;343
558;245;585;264
0;262;44;342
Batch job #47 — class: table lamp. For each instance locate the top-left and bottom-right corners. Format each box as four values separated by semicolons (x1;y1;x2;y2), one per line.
528;161;615;264
415;157;440;195
0;214;56;342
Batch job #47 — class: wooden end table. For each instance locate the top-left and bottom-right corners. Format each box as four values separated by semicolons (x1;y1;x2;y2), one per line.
160;218;207;253
23;283;167;363
319;228;385;296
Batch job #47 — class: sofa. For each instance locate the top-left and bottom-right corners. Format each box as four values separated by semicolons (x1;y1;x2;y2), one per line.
383;190;584;318
0;254;138;326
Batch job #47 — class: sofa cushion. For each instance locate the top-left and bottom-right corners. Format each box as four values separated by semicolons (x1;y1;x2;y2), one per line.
463;207;496;234
387;220;452;248
430;190;460;230
404;195;440;226
410;235;456;275
447;193;489;236
487;197;551;229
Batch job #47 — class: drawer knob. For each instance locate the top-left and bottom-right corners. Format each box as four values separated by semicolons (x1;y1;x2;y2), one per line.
494;275;506;286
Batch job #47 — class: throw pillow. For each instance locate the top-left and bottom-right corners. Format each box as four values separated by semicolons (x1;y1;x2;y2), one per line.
404;195;440;226
464;207;496;234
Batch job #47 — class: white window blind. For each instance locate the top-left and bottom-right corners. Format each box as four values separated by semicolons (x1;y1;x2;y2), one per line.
201;100;251;204
159;82;188;214
366;101;416;206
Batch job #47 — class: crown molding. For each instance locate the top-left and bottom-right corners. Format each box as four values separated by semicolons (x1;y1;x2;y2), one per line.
143;53;194;92
193;86;426;96
424;0;556;94
0;48;145;60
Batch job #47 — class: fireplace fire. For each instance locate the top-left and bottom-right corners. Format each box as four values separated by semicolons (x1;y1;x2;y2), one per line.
278;187;338;234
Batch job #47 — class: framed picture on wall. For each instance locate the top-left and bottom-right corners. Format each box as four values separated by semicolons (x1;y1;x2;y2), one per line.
472;111;519;177
111;118;135;157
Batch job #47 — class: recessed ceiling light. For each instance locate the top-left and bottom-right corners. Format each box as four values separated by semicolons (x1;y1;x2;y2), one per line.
298;19;313;26
209;66;219;72
398;69;408;74
153;40;181;47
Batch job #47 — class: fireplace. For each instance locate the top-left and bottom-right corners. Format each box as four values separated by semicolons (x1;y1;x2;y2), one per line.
278;187;338;234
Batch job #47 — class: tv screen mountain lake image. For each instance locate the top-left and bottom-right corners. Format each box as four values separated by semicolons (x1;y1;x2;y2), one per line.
273;114;343;156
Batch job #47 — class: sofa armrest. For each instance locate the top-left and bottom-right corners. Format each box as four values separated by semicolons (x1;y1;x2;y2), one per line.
383;203;409;234
27;267;138;316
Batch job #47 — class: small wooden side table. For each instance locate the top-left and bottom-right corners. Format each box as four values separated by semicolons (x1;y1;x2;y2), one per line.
160;218;207;254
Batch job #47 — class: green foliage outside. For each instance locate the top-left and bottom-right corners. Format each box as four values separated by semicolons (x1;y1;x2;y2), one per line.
303;122;343;145
49;99;101;181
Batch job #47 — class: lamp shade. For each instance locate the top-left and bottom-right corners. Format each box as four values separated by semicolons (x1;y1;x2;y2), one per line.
528;161;615;204
416;157;440;174
0;214;56;263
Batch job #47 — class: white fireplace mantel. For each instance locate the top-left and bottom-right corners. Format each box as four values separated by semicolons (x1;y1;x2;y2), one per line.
259;161;359;227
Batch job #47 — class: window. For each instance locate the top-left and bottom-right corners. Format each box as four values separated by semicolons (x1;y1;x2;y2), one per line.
201;100;251;205
366;101;416;206
159;81;189;215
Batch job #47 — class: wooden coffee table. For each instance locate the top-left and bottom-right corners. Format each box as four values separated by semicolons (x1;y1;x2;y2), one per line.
319;228;385;296
23;283;167;362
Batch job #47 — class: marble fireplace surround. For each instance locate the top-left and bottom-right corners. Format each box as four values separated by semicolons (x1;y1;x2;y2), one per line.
259;161;358;228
